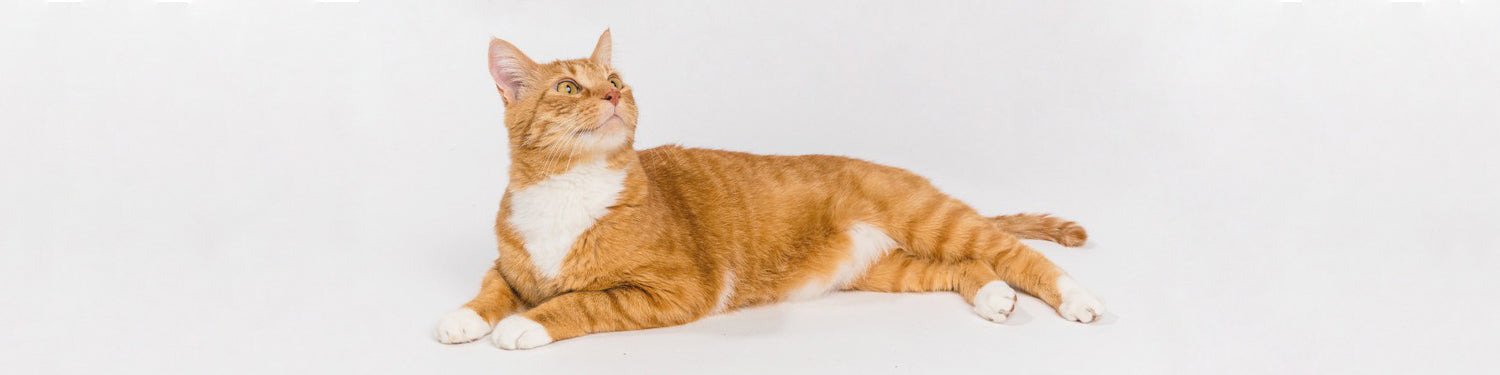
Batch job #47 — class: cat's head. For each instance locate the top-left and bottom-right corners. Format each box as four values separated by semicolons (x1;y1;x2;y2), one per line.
488;30;637;158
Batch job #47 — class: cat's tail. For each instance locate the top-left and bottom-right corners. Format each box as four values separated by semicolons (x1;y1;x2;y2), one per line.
990;213;1088;247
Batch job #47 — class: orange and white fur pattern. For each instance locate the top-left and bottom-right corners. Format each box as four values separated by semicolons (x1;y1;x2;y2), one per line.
435;31;1106;350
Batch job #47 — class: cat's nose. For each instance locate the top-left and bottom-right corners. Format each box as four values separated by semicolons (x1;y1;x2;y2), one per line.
602;89;621;106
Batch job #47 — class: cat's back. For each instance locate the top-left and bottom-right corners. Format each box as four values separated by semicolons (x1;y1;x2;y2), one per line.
639;145;883;187
636;145;930;208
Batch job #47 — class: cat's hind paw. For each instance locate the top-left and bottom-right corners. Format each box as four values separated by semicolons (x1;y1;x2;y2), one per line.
1056;276;1106;323
972;281;1018;323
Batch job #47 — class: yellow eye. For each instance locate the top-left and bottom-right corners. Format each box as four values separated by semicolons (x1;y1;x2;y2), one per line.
555;81;580;94
608;77;623;89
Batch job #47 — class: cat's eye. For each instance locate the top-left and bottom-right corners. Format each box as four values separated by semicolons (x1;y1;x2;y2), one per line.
608;77;623;89
555;80;581;94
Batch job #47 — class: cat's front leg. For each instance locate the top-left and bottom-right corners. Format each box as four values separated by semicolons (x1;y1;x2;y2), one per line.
434;265;523;344
490;285;703;350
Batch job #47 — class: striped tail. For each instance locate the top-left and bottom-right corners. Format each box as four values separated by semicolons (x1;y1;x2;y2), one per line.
990;213;1088;247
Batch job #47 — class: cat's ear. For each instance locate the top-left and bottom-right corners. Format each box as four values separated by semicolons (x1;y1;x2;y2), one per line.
488;37;539;105
589;29;612;67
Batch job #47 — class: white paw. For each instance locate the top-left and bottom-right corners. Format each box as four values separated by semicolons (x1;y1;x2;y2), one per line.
1056;276;1106;323
434;308;494;344
972;281;1018;323
490;315;554;350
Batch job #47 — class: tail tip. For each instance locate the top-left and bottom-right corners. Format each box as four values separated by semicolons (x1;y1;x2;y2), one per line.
1056;223;1088;247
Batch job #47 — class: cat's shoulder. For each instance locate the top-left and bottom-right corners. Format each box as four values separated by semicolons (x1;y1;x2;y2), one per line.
639;144;745;159
638;145;755;168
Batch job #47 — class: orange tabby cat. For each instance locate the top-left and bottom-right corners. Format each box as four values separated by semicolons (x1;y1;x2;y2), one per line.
434;30;1106;350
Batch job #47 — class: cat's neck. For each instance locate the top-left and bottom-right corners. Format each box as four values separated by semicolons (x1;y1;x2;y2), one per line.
505;147;648;204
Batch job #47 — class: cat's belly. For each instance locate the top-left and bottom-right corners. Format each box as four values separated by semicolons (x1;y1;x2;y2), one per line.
784;222;899;300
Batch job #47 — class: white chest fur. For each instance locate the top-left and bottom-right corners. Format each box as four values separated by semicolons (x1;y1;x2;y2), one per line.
506;158;627;279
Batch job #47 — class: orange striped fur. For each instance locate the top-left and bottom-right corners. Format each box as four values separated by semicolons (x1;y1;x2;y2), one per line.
434;31;1107;349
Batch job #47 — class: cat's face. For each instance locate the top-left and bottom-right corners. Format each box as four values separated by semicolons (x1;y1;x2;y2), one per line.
488;31;637;157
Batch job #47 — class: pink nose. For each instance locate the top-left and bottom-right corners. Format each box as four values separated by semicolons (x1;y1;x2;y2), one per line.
602;89;621;106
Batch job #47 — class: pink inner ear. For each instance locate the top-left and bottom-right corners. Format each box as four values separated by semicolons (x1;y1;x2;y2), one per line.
488;39;537;103
489;57;525;103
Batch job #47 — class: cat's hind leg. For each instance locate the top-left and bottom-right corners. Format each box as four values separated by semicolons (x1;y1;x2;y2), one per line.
891;201;1106;323
979;233;1106;323
847;252;1019;323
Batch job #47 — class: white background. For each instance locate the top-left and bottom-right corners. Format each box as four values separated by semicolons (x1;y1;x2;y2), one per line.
3;1;1498;374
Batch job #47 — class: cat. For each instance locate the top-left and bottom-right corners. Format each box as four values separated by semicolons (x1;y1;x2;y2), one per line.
434;30;1106;350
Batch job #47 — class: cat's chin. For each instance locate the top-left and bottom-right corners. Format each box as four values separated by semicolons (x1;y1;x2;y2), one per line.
575;116;626;136
572;121;630;154
599;115;626;132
